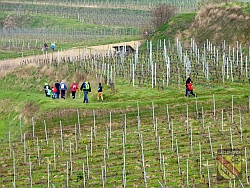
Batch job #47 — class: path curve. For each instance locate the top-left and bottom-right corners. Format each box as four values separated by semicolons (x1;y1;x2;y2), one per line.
0;40;143;71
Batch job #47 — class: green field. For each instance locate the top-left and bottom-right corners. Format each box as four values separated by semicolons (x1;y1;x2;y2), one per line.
1;0;250;187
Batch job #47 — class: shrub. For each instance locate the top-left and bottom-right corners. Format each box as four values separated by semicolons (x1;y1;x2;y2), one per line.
150;4;176;29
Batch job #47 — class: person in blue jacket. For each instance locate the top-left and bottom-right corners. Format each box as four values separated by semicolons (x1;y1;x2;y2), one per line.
51;43;55;51
60;80;67;99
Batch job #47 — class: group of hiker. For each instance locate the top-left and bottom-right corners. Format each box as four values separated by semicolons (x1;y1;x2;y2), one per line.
44;42;55;52
44;80;104;103
44;74;195;102
44;80;67;99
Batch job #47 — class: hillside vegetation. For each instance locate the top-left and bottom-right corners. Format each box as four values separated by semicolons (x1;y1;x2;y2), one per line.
145;2;250;49
1;52;250;187
1;1;250;187
188;2;250;47
0;2;144;60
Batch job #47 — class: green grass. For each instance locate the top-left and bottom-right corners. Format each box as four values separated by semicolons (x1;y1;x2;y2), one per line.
0;11;142;60
140;2;250;50
0;13;124;30
140;12;196;50
0;35;141;60
0;96;247;187
1;1;250;187
0;70;249;187
0;62;250;139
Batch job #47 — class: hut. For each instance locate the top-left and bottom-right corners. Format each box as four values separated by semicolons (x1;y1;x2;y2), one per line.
112;45;135;56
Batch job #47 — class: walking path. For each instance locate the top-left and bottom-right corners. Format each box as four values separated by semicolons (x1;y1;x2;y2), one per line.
0;40;143;71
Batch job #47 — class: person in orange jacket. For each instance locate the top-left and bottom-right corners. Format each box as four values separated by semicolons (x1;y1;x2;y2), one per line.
70;81;79;99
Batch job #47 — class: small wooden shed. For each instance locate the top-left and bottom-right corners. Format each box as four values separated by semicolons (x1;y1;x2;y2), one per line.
113;45;135;55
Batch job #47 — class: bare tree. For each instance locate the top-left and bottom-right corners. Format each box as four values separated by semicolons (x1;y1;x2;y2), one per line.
150;4;176;29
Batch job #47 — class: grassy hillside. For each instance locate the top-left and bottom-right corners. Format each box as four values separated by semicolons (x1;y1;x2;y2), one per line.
140;12;197;50
1;1;250;187
0;12;142;60
143;2;250;49
188;2;250;46
0;13;113;29
0;5;144;60
1;53;250;187
1;53;250;139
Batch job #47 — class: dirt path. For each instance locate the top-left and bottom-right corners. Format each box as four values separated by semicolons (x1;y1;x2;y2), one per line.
0;40;143;70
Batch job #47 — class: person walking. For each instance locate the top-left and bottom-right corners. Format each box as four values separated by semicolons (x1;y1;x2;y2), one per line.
51;43;55;51
60;80;67;99
97;83;103;102
52;85;57;99
55;80;60;99
80;80;91;103
187;81;196;97
44;83;51;97
47;88;51;97
185;74;192;97
44;43;48;51
70;81;79;99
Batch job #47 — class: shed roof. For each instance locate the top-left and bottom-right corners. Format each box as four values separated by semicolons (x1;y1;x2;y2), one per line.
112;45;135;52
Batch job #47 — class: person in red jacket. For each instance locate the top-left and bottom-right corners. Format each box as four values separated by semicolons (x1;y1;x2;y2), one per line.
185;74;192;97
70;81;79;99
52;85;57;99
187;81;196;97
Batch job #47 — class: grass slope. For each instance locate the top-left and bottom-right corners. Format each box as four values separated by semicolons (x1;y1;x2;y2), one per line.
140;12;197;50
0;11;142;60
1;2;250;187
144;2;250;49
1;63;250;187
0;62;250;139
0;12;134;29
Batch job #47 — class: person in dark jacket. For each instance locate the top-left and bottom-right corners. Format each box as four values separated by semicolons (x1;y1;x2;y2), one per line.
97;83;103;102
80;80;91;103
55;80;60;99
44;43;48;51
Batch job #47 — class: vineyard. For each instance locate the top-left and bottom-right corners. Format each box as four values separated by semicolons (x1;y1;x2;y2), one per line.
1;0;250;187
0;0;146;60
0;36;250;187
1;97;250;187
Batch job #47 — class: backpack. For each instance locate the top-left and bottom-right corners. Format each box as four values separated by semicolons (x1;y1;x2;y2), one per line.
73;84;76;89
52;87;57;92
84;82;89;90
188;83;193;91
